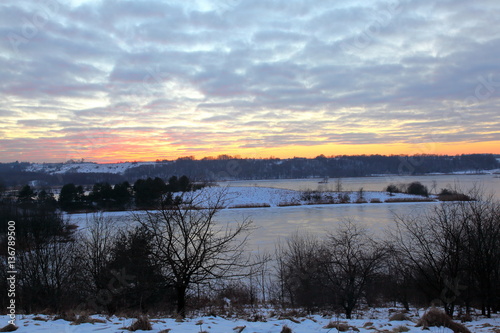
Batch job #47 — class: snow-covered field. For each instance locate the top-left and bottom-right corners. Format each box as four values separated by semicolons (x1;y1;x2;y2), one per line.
198;186;436;209
25;162;161;175
3;308;499;332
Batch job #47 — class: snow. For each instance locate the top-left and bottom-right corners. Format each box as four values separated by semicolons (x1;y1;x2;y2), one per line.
25;162;162;175
3;308;498;332
199;186;437;209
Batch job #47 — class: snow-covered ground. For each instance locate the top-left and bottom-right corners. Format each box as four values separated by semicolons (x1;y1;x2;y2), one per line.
25;162;162;175
197;186;436;209
3;308;498;332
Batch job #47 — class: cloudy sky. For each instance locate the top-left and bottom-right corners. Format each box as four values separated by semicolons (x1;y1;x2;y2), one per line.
1;0;499;163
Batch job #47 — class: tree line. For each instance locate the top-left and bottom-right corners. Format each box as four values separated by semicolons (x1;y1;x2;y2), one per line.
0;187;499;319
9;175;198;212
1;154;498;186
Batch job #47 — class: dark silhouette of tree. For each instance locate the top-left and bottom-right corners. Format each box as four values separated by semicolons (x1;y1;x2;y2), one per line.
275;232;325;310
406;181;429;197
323;221;387;319
134;189;253;317
112;181;132;208
134;177;167;208
58;183;86;211
89;182;113;208
17;184;35;204
107;226;173;312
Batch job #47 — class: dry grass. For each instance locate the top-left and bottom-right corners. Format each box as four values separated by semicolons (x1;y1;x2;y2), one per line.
389;313;411;321
416;308;471;333
53;312;77;322
438;193;472;201
71;314;106;325
0;324;17;332
32;316;48;322
229;203;271;209
127;316;153;331
280;325;292;333
278;202;302;207
323;321;350;331
392;325;410;332
385;197;435;203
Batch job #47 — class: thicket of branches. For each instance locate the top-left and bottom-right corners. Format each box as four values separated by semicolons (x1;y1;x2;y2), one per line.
0;187;499;319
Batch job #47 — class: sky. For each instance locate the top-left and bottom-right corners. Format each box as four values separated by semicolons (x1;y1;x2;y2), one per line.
1;0;499;163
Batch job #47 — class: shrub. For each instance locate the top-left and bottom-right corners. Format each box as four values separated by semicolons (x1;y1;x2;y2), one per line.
127;316;153;331
389;313;411;321
406;182;429;197
385;184;401;194
416;308;471;333
437;189;471;201
393;326;410;332
280;325;292;333
337;193;351;203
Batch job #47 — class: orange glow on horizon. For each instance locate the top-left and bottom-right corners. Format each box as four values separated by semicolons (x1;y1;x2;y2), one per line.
55;141;500;164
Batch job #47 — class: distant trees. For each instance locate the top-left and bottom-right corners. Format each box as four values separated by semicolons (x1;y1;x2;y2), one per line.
59;183;86;211
54;176;193;212
385;181;429;196
0;191;78;312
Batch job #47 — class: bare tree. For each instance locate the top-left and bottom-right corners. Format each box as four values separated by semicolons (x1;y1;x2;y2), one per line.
323;220;387;319
135;188;253;317
391;204;468;316
76;213;117;307
275;232;324;310
460;194;500;317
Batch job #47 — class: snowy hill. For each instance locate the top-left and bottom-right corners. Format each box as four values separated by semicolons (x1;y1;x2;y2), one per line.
25;161;160;175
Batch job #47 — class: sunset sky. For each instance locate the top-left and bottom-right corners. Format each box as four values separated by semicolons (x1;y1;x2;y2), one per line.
1;0;499;163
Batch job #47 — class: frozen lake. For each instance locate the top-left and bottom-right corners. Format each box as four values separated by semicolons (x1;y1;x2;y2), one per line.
70;174;499;252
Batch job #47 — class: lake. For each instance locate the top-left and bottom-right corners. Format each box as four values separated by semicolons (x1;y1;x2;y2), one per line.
71;174;499;253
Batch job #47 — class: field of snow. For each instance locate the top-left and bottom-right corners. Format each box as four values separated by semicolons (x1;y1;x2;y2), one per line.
25;162;161;175
3;308;499;332
199;186;437;209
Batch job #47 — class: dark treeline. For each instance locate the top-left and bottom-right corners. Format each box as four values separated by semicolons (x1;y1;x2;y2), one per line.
1;187;499;319
5;175;197;213
0;154;498;186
